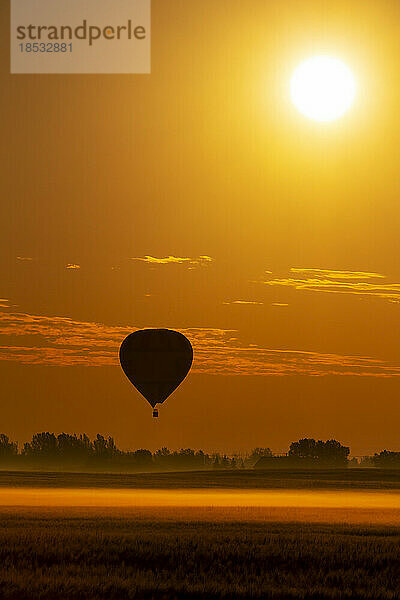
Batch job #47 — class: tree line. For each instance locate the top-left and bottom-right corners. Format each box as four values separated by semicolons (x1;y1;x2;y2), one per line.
0;432;255;471
0;432;398;470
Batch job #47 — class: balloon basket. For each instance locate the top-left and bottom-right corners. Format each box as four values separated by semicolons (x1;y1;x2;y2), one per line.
152;409;159;418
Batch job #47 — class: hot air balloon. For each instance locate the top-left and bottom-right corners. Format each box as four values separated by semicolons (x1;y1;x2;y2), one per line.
119;329;193;417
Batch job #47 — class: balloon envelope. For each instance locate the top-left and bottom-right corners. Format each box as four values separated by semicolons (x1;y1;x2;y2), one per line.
119;329;193;408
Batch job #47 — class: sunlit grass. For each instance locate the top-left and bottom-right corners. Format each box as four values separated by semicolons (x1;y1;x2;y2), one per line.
0;509;399;599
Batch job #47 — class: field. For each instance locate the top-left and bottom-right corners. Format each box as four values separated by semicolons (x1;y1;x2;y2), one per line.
1;469;400;599
0;508;399;599
2;467;400;490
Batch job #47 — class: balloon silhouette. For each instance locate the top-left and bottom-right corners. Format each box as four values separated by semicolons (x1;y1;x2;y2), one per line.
119;329;193;417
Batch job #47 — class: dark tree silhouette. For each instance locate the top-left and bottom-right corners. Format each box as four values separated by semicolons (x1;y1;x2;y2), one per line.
57;433;92;460
93;434;119;460
289;438;350;466
23;432;58;458
0;434;18;458
0;431;357;471
131;449;153;467
289;438;318;459
372;451;400;468
315;439;350;466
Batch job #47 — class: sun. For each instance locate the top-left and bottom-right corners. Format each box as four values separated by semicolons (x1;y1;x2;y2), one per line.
290;56;356;122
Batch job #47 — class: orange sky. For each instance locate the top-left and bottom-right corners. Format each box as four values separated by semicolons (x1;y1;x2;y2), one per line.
1;0;400;455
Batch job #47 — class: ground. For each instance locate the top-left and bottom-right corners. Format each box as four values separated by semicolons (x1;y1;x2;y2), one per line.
0;469;399;599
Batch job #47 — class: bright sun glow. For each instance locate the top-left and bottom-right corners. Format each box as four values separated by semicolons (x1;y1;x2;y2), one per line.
290;56;356;122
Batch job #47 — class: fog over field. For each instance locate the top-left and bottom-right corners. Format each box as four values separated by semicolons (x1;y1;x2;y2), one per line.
0;468;400;597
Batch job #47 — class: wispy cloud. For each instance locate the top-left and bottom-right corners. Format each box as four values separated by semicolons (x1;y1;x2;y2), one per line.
223;300;263;305
0;309;399;377
131;255;213;267
272;303;289;307
0;299;9;308
290;268;385;280
264;268;400;303
16;257;33;262
65;264;81;270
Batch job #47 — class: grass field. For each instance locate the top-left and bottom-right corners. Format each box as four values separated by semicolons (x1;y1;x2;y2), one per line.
0;507;399;599
1;467;400;490
1;469;400;599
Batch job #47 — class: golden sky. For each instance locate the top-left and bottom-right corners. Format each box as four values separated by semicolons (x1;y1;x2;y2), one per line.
1;0;400;454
